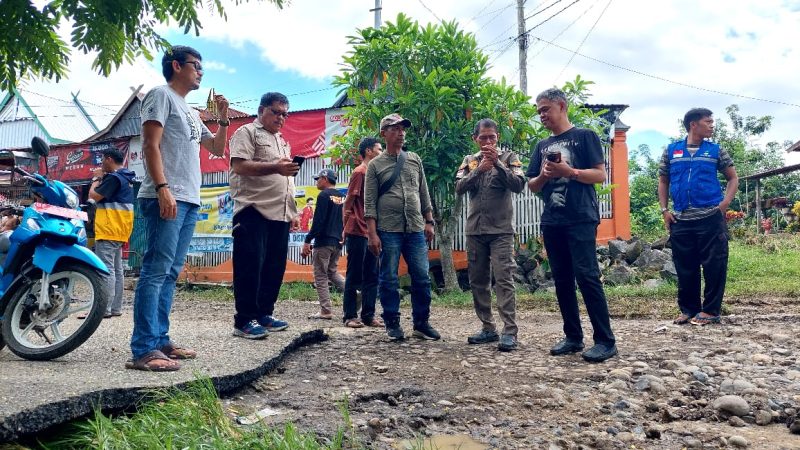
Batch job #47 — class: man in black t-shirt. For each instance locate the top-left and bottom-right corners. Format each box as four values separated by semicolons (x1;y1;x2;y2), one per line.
526;88;617;363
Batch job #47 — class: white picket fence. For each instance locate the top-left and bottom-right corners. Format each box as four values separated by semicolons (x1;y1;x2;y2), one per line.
195;149;613;266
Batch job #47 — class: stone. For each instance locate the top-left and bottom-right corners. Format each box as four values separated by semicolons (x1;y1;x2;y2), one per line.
692;370;709;383
643;278;664;289
728;416;746;427
633;248;670;271
624;239;645;264
713;395;750;417
720;378;755;394
728;435;749;448
645;427;662;439
604;264;636;286
660;260;677;281
755;410;772;426
789;418;800;434
608;239;628;261
751;354;772;365
651;235;669;250
683;437;703;448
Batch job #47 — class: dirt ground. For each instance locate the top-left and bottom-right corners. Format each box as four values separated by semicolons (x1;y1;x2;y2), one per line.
221;297;800;449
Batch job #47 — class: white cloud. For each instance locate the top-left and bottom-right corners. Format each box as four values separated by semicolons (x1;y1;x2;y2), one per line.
16;0;800;162
202;60;237;74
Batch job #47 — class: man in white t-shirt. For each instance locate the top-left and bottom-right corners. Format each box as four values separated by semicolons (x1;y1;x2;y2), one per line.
128;45;229;372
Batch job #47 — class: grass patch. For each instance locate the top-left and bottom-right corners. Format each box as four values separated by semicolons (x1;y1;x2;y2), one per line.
39;377;351;450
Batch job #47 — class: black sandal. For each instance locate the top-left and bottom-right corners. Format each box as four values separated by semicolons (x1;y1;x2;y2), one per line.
125;350;180;371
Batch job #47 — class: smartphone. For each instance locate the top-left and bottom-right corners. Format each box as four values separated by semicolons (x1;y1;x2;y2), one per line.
292;155;305;167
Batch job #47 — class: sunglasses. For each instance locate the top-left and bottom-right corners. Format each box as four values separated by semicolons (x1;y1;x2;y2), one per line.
182;60;203;72
269;108;289;119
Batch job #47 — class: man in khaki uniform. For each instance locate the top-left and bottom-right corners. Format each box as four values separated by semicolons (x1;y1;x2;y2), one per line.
455;118;526;351
228;92;298;339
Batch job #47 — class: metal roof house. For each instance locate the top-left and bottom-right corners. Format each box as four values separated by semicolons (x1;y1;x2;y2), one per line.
0;88;114;149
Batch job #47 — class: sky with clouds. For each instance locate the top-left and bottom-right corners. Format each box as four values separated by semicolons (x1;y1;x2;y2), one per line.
21;0;800;163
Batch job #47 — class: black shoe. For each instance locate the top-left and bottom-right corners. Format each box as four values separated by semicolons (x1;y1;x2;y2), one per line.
467;330;499;345
582;343;618;363
497;334;517;352
386;324;405;341
412;322;441;341
550;338;585;356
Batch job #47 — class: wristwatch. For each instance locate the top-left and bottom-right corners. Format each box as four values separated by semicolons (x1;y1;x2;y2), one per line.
660;207;669;213
217;119;230;126
155;183;170;192
425;219;435;226
91;176;101;183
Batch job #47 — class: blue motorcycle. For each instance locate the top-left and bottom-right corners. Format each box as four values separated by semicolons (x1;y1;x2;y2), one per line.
0;137;108;360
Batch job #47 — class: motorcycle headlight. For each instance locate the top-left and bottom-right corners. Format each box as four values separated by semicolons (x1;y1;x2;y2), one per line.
26;218;40;231
65;191;79;209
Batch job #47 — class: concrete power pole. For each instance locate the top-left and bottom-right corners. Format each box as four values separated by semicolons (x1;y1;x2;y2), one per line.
370;0;382;28
517;0;528;95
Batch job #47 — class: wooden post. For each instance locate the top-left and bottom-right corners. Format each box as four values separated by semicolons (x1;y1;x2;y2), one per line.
755;179;762;232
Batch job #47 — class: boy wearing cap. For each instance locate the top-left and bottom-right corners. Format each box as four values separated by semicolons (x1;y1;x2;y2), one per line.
364;113;440;341
302;168;346;319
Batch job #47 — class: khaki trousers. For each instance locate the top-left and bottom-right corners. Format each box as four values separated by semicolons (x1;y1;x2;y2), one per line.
312;245;345;314
467;233;518;336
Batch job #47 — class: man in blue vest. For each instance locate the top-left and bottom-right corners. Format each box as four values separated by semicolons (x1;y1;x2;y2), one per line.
89;148;136;318
658;108;739;326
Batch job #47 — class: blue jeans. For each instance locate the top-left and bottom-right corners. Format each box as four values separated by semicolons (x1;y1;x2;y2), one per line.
378;231;431;328
130;199;198;359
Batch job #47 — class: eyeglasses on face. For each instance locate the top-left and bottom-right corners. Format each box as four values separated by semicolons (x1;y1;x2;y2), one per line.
270;108;289;119
182;60;203;72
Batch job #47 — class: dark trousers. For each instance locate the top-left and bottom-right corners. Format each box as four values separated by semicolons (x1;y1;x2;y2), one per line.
669;211;729;317
342;234;379;322
542;223;615;345
232;206;289;328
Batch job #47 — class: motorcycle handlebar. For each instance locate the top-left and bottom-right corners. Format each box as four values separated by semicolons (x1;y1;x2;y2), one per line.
13;167;45;186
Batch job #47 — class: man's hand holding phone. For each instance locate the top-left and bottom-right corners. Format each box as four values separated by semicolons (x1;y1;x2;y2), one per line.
275;157;300;177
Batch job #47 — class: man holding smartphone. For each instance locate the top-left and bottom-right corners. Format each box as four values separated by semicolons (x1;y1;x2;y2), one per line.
526;88;617;363
228;92;298;339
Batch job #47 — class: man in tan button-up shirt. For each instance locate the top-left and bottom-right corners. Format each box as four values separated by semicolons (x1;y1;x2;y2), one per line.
455;118;526;352
228;92;298;339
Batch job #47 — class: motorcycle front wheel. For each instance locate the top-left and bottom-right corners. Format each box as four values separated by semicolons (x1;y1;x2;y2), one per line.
1;262;107;361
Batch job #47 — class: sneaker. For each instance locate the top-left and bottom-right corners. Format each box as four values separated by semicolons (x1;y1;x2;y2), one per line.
467;330;499;345
550;338;585;356
259;316;289;332
581;343;618;363
497;334;518;352
386;324;405;341
412;322;441;341
234;320;269;340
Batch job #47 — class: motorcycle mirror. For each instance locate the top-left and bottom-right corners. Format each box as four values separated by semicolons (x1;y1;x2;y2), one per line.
31;137;50;158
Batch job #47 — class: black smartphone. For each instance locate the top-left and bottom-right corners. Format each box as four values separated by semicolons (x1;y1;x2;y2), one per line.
292;155;305;167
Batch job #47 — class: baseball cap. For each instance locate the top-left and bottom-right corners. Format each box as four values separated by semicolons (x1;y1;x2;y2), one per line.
380;113;412;130
313;168;337;183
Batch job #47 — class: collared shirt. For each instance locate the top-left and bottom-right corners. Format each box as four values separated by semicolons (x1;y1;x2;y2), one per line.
455;150;526;235
228;120;297;222
364;150;432;233
343;163;369;237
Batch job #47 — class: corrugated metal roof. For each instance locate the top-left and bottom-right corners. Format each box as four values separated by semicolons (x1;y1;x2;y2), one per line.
86;86;144;141
196;106;250;121
0;120;47;149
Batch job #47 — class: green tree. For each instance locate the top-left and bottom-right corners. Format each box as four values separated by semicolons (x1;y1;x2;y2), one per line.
332;13;607;291
628;144;663;237
0;0;285;91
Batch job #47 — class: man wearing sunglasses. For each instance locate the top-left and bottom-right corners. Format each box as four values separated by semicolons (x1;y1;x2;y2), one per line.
130;45;230;372
228;92;298;339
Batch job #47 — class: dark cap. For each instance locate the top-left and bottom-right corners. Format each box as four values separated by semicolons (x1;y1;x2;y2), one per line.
380;113;412;130
313;168;337;183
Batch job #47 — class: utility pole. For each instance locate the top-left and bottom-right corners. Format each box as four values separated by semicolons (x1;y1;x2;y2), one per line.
516;0;528;95
370;0;382;28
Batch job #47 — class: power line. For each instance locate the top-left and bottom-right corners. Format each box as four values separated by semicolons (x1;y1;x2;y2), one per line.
552;0;613;83
417;0;442;22
528;0;599;62
525;0;564;21
470;0;500;20
530;34;800;108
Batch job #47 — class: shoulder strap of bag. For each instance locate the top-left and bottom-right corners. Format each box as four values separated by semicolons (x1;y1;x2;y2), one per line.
378;150;407;198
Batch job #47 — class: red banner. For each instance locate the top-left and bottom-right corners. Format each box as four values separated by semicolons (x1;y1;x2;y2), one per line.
42;139;130;182
200;110;328;173
281;109;326;159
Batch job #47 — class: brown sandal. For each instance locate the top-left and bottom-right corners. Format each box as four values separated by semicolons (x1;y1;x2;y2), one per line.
125;350;180;372
673;313;692;325
160;342;197;360
345;319;364;328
